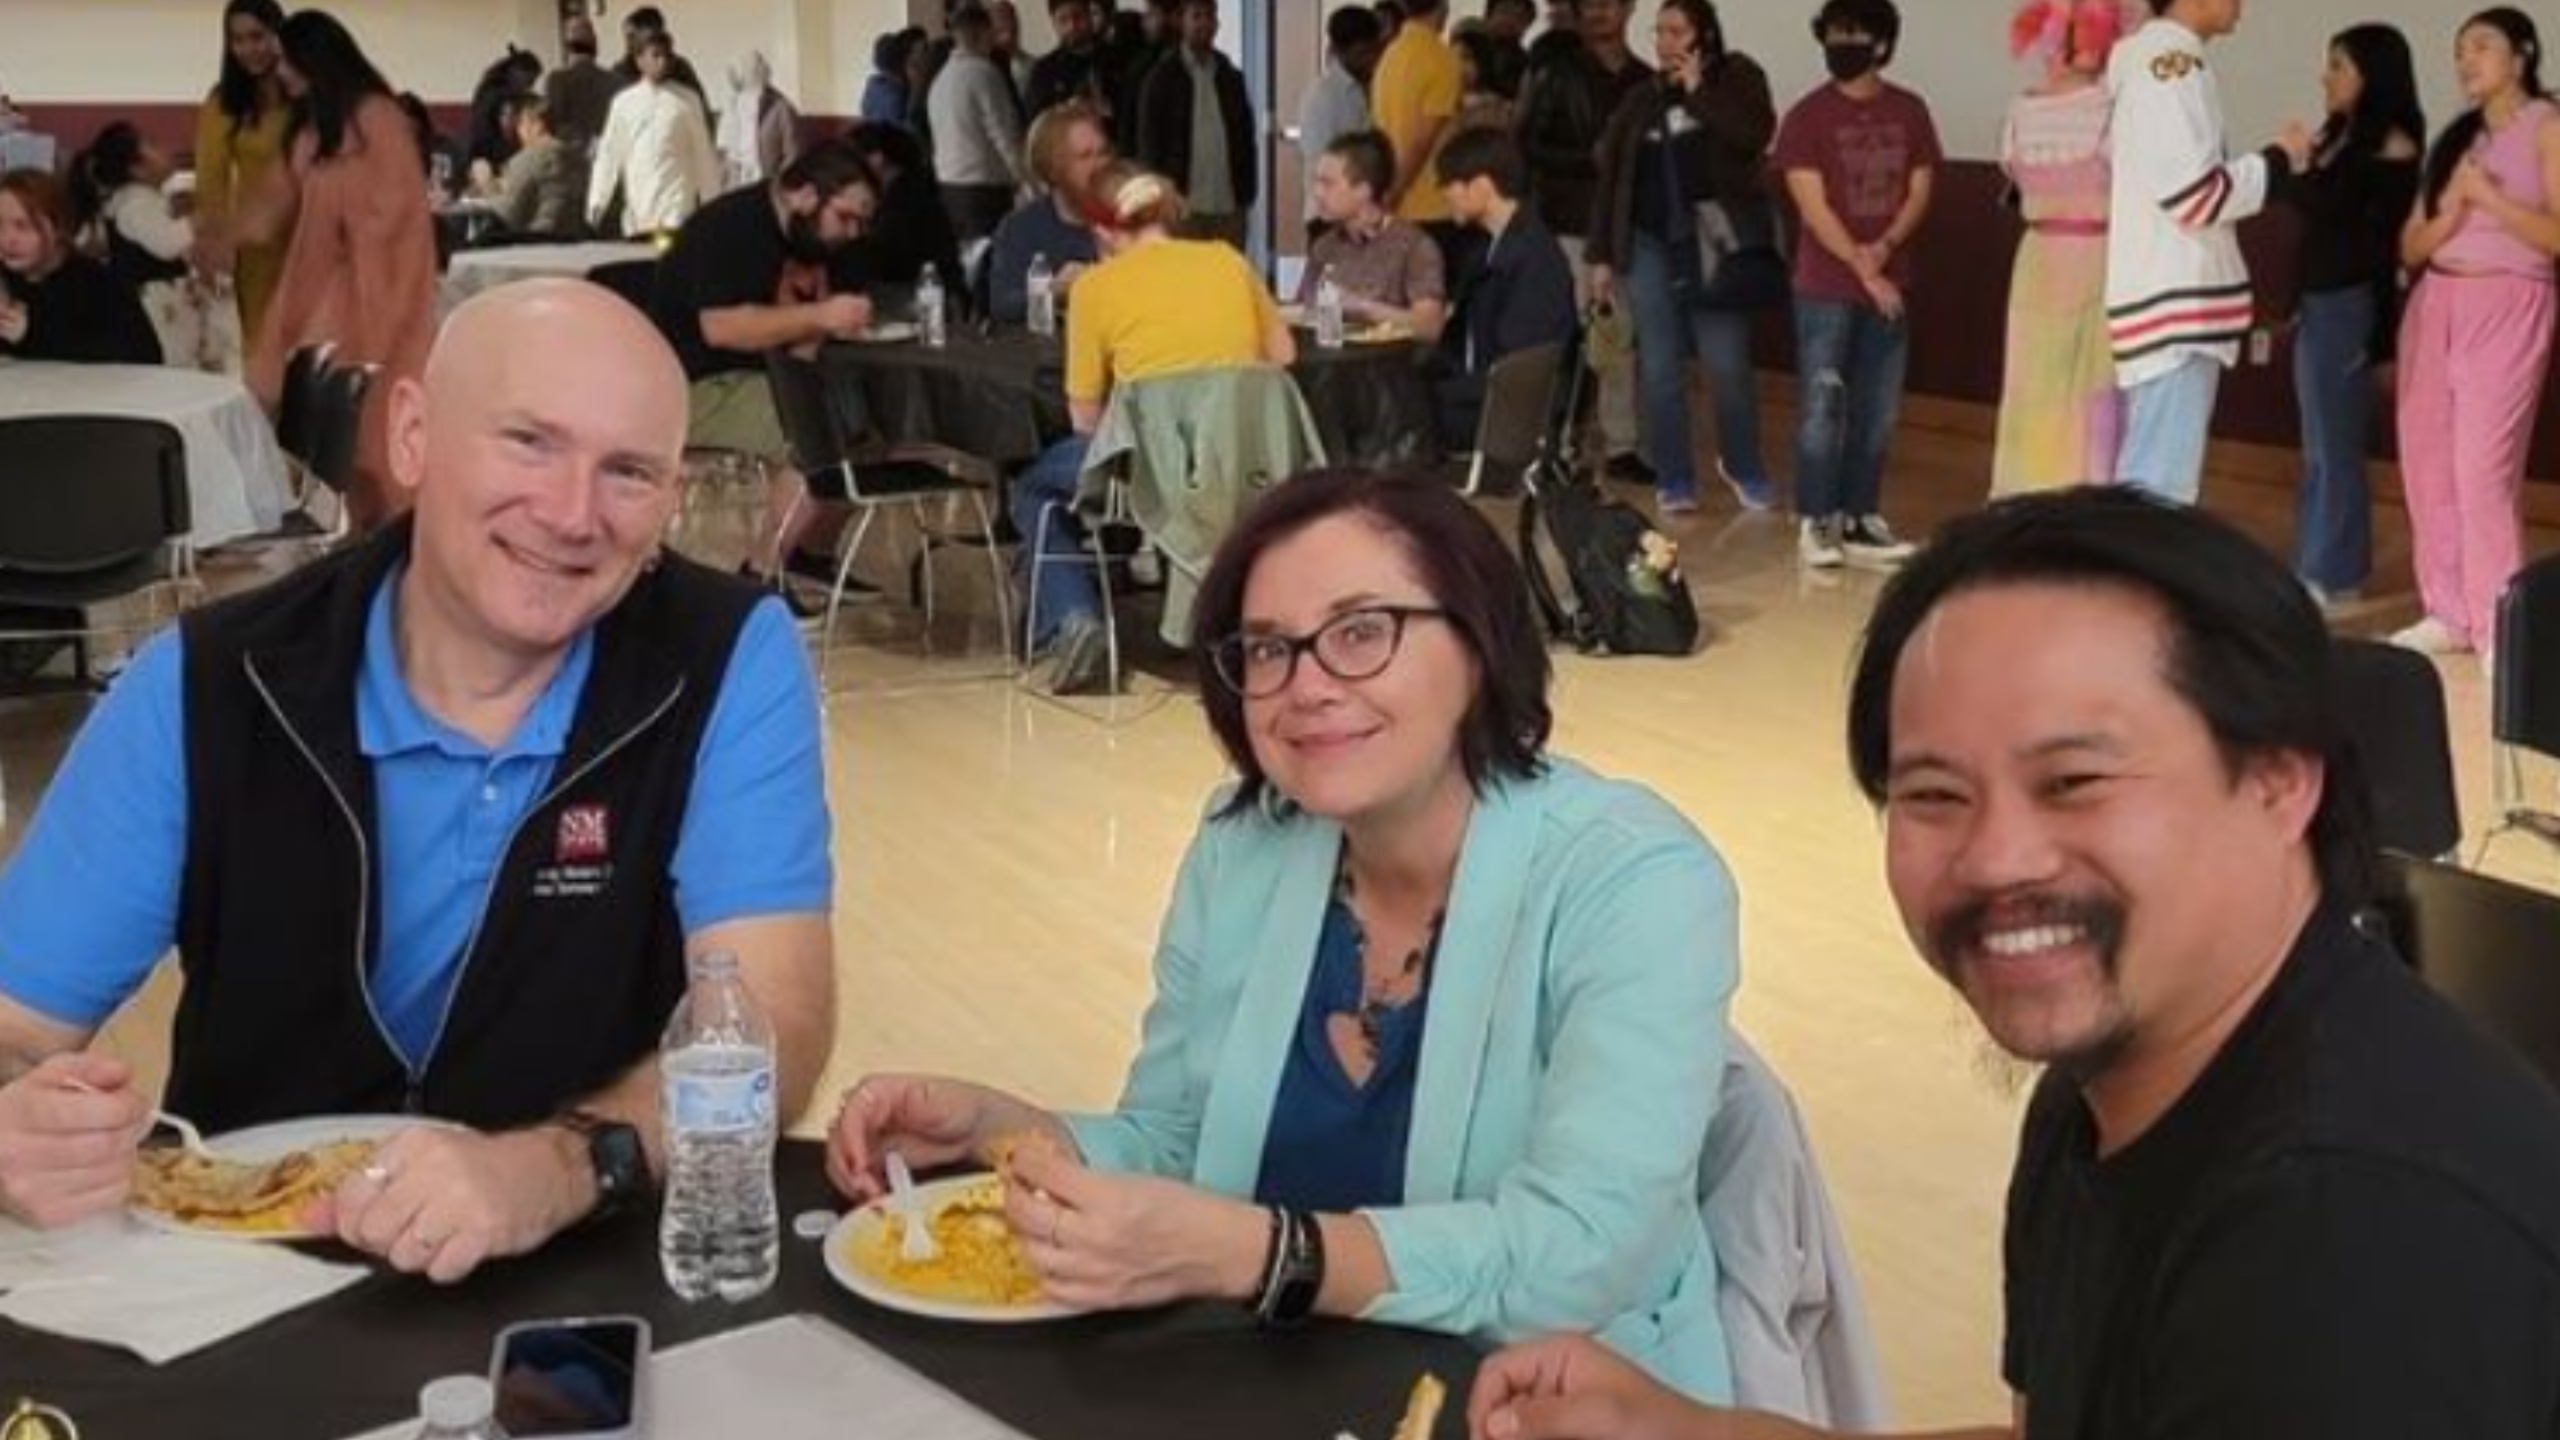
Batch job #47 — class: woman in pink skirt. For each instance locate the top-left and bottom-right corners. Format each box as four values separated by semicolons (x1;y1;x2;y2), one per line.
2395;7;2560;671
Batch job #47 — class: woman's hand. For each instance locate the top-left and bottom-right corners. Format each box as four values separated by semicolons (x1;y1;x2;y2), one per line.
0;301;27;346
825;1073;997;1203
1468;1335;1728;1440
1002;1142;1269;1312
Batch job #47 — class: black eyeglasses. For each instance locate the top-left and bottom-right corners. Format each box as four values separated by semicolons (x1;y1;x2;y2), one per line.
1211;605;1449;698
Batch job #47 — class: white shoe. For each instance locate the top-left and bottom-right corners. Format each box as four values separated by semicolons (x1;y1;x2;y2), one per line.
1798;517;1846;569
2388;617;2471;656
1841;514;1916;569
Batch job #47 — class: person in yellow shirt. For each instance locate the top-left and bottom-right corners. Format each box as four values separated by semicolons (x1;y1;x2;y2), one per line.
1370;0;1463;235
1018;162;1295;694
190;0;294;348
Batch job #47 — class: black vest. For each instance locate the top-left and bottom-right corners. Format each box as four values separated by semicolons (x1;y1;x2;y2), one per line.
171;523;763;1133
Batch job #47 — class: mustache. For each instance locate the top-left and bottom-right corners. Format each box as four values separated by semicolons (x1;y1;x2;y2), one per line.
1929;891;2128;977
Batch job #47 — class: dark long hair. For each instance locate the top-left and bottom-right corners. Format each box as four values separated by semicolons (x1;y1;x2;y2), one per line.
2318;24;2425;161
69;121;147;230
215;0;288;133
281;10;397;159
2424;8;2544;215
1192;469;1552;819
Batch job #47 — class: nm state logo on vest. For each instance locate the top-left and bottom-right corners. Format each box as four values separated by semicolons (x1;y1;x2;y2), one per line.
533;803;615;900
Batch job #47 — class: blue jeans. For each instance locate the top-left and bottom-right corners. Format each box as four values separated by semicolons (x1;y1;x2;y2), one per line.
1627;234;1769;499
2117;356;2223;506
1791;297;1908;519
1011;435;1095;645
2292;286;2376;590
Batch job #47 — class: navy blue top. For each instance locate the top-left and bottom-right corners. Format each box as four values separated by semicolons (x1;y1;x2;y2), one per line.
1253;895;1430;1214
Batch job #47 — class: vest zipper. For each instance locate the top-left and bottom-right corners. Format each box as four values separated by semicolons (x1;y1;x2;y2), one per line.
411;677;691;1095
244;655;398;1083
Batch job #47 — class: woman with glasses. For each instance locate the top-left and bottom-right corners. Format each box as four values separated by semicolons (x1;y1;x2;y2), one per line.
829;470;1744;1402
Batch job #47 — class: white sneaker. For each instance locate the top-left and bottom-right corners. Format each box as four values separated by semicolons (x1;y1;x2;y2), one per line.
1841;514;1916;568
2388;617;2471;656
1798;516;1846;569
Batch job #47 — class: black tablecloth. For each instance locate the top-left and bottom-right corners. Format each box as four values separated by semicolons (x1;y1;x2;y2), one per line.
5;1142;1478;1439
817;331;1442;473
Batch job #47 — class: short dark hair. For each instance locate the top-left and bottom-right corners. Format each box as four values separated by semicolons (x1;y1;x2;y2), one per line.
636;30;675;59
626;6;669;32
1844;489;2376;905
1328;5;1386;51
1487;0;1536;17
777;137;878;200
1193;469;1553;818
1813;0;1900;51
951;2;996;39
1324;128;1396;197
1434;126;1526;197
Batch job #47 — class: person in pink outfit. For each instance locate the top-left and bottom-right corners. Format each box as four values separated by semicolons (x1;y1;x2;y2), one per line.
2395;7;2560;666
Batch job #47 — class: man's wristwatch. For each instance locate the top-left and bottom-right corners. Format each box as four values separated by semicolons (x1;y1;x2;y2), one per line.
553;1110;649;1220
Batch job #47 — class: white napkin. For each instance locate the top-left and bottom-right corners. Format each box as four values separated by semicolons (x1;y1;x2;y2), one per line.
0;1213;369;1365
343;1314;1033;1440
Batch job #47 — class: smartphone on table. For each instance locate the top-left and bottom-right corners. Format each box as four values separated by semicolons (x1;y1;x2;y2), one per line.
489;1315;651;1439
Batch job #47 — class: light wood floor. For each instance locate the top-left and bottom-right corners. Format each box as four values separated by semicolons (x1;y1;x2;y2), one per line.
5;406;2555;1428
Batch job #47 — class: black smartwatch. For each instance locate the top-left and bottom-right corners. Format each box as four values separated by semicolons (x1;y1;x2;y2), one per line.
554;1110;649;1220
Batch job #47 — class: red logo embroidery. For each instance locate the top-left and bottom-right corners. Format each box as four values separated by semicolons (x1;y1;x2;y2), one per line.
557;804;611;864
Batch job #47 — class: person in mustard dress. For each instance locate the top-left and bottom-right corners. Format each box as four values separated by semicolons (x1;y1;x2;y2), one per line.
191;0;293;348
236;10;439;530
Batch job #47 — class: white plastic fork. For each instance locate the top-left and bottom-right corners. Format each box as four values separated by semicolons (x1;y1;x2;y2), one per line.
886;1150;939;1261
62;1074;215;1160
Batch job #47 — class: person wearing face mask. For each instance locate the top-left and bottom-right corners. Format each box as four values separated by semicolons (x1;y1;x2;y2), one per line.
829;469;1744;1403
1772;0;1938;571
2105;0;2312;506
646;139;880;608
1466;488;2560;1440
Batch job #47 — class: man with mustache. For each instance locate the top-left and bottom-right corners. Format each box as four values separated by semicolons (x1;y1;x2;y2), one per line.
0;281;835;1283
647;137;879;611
1466;488;2560;1439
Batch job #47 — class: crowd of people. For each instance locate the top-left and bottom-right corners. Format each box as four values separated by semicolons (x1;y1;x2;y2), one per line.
4;2;2560;1438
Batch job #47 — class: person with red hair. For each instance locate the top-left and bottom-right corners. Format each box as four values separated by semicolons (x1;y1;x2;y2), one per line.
1990;0;2132;493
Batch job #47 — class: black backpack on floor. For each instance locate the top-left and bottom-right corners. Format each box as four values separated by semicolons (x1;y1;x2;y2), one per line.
1514;321;1703;658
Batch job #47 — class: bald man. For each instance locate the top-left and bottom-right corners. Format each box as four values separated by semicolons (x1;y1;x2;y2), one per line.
0;282;835;1284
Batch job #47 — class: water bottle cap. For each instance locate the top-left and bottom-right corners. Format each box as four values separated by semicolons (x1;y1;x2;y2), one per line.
420;1375;494;1428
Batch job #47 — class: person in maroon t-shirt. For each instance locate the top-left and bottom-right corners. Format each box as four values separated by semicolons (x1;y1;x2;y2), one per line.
1771;0;1938;572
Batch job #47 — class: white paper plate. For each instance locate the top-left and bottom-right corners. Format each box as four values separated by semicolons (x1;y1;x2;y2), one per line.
129;1114;444;1243
823;1174;1079;1324
856;321;922;344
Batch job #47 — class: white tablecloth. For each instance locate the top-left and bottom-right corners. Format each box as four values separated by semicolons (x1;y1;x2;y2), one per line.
0;361;290;548
439;241;659;316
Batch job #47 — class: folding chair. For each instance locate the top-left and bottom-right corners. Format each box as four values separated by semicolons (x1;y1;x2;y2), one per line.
0;416;194;689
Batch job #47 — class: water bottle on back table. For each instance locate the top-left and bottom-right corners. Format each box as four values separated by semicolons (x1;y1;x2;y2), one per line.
1314;267;1346;351
659;950;779;1302
1026;251;1057;338
916;265;949;349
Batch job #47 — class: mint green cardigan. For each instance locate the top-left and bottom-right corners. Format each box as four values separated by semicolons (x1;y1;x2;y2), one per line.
1064;758;1741;1401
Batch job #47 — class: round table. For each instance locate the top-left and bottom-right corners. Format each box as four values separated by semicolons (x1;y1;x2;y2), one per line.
816;329;1441;471
0;361;289;548
438;241;662;316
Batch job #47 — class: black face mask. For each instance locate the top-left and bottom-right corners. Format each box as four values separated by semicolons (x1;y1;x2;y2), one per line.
1824;40;1878;81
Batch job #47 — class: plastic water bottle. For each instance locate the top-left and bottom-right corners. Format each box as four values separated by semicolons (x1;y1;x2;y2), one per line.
916;265;948;349
1026;251;1057;338
1314;268;1346;350
414;1375;501;1440
659;950;780;1303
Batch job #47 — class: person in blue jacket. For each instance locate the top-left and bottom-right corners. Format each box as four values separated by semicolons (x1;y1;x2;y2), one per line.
829;468;1742;1402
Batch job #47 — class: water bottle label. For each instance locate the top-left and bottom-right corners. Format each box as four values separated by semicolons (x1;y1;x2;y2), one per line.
666;1065;775;1134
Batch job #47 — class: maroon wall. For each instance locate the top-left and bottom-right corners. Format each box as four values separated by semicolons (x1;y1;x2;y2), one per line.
18;100;472;163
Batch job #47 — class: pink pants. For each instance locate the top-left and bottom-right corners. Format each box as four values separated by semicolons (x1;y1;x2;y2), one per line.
2395;271;2555;647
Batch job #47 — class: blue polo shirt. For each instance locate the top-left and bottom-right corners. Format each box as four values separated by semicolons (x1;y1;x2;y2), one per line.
0;573;831;1069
